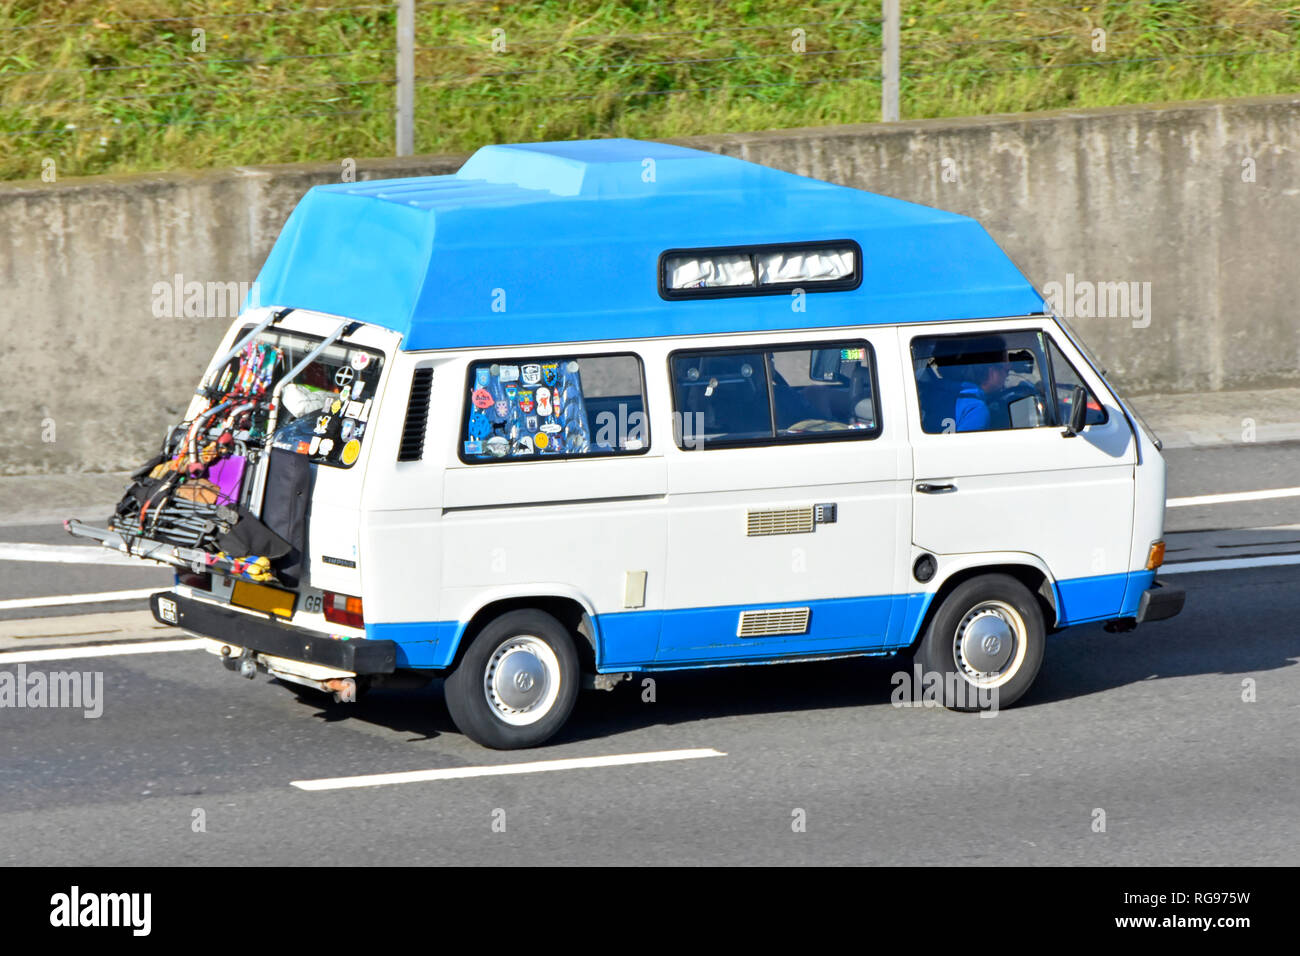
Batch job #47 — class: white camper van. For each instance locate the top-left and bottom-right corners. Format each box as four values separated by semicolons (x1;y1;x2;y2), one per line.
68;139;1183;748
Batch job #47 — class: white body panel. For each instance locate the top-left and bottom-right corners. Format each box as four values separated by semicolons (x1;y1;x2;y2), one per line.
432;345;669;659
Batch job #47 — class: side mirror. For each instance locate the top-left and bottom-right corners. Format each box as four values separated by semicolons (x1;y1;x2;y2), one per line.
1063;385;1088;437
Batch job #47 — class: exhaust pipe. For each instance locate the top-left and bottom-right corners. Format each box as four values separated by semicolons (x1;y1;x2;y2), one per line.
325;677;357;703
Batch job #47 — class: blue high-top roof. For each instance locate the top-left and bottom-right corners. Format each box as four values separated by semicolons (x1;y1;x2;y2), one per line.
251;138;1045;350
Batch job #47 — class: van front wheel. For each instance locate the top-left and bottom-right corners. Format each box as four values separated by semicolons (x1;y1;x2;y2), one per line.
913;574;1045;712
444;609;580;749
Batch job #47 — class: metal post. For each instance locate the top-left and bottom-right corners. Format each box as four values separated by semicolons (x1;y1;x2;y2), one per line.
396;0;415;156
882;0;900;122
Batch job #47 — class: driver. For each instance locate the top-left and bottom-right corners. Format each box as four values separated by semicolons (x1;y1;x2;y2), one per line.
952;335;1012;432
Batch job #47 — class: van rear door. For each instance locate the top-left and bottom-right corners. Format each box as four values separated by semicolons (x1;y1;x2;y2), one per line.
272;321;398;623
213;314;397;630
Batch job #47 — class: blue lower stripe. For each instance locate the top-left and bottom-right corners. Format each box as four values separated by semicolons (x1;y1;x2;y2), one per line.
365;620;460;669
651;593;896;665
1056;570;1154;625
367;569;1159;671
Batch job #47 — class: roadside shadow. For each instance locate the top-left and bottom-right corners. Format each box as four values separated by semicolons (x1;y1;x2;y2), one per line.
276;657;904;747
1023;566;1300;706
278;678;456;743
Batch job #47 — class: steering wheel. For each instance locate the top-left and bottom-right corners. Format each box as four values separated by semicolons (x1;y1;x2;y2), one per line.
986;381;1040;427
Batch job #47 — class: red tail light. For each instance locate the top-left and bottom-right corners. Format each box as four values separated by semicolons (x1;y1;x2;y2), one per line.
323;591;364;628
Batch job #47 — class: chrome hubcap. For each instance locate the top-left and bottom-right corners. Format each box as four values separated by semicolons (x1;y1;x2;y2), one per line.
483;636;561;726
953;600;1025;686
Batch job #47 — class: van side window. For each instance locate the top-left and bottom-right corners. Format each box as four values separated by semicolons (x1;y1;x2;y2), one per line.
671;342;879;449
911;330;1056;434
1046;338;1108;426
460;354;648;462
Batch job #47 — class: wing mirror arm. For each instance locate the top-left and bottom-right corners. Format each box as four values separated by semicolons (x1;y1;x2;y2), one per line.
1062;385;1088;438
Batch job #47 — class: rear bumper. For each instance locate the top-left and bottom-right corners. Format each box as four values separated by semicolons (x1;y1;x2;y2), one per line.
1136;580;1185;623
150;591;397;674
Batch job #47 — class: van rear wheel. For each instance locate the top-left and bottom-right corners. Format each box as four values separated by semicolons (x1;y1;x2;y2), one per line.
913;574;1045;712
444;609;580;749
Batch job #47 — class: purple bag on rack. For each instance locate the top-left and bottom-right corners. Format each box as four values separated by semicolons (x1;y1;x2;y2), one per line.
206;455;246;505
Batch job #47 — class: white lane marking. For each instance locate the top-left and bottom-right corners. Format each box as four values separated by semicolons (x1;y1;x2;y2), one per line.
0;588;158;611
0;638;204;665
291;748;728;792
1168;487;1300;508
1162;554;1300;574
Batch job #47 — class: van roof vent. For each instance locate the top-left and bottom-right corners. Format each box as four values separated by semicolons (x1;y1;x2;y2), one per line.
398;367;433;461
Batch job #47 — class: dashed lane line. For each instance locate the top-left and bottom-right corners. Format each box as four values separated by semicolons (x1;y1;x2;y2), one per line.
291;749;728;791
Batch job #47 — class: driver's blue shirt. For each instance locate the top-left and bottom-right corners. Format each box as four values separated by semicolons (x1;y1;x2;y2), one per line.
953;381;1000;432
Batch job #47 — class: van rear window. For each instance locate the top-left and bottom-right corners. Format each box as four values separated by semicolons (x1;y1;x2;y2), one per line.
460;354;648;462
241;327;385;469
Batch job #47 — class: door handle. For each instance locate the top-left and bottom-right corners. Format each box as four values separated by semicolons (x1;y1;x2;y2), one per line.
916;482;957;494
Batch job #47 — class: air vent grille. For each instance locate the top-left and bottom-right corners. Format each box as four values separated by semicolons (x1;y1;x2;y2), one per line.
398;367;433;462
746;506;815;536
737;607;811;637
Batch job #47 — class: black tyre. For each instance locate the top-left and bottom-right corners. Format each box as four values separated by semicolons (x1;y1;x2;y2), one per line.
444;609;580;749
913;573;1045;712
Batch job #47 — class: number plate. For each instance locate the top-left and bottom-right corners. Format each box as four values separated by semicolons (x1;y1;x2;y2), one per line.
230;580;297;619
157;597;178;624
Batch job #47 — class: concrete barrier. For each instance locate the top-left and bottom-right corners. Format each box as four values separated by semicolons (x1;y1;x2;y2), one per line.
2;94;1297;474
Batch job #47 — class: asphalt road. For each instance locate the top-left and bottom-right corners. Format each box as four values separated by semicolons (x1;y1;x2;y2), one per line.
0;441;1297;865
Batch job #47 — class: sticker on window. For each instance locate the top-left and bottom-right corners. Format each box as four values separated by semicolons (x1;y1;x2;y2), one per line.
462;355;647;462
251;328;384;469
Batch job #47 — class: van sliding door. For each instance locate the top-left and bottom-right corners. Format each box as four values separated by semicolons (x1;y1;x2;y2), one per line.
658;333;914;665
